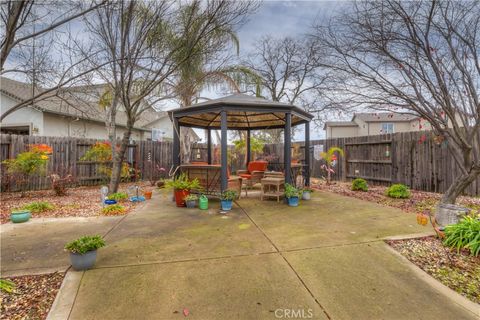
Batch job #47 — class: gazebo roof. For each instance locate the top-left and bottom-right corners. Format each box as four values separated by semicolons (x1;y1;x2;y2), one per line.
168;93;313;130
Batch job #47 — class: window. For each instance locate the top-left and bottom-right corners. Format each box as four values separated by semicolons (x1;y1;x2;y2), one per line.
381;123;394;134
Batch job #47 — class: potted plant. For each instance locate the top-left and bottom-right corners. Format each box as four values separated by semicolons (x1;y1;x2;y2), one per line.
220;190;237;211
10;209;31;223
285;183;300;207
166;173;201;207
185;194;198;208
65;235;105;271
144;189;153;200
302;188;313;200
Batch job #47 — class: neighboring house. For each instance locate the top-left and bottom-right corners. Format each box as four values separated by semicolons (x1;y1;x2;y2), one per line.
324;112;433;139
0;77;197;142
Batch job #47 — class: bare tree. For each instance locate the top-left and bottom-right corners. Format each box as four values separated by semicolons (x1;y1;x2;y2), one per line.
0;0;106;71
313;0;479;204
242;35;337;140
0;0;108;122
86;0;257;193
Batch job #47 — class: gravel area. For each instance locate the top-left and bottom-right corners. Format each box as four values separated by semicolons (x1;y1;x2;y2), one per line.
0;181;151;224
387;237;480;304
0;272;65;320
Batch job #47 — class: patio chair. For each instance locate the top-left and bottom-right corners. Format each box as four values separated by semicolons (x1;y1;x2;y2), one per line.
237;161;268;196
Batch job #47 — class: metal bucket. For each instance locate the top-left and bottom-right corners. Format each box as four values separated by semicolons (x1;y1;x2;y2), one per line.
435;204;470;227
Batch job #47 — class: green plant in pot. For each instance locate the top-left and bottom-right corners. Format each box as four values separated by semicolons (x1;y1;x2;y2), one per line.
166;173;201;207
220;190;237;211
65;235;105;271
302;188;313;200
285;183;300;207
185;194;198;208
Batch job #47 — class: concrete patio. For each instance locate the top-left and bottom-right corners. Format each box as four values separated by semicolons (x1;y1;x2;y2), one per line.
2;190;478;319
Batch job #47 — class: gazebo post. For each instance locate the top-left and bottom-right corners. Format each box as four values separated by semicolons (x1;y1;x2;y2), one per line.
220;110;228;192
207;129;212;164
172;117;180;177
284;113;292;185
246;130;251;165
305;121;310;187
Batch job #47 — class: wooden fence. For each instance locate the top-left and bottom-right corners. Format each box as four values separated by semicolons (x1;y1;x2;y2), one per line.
302;131;479;196
1;131;479;196
0;134;172;191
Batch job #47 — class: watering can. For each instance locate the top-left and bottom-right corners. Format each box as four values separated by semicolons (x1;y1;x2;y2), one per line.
199;195;208;210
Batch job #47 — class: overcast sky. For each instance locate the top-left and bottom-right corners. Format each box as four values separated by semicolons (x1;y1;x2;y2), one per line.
199;1;346;141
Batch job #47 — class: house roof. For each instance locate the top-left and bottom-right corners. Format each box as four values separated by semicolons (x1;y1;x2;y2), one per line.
169;93;313;130
323;121;358;130
324;112;419;130
0;77;168;130
353;112;418;122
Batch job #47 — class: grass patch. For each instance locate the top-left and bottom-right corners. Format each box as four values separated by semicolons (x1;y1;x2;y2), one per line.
107;192;128;201
20;201;55;213
101;204;126;216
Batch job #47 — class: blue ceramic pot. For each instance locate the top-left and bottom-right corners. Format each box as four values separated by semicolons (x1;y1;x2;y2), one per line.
287;196;299;207
10;210;31;223
221;200;233;211
70;250;97;271
104;199;117;205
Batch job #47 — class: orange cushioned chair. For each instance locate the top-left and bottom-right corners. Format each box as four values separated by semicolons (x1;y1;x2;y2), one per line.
237;161;268;196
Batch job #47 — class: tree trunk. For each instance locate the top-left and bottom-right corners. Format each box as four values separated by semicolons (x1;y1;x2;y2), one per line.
109;126;132;193
440;168;479;204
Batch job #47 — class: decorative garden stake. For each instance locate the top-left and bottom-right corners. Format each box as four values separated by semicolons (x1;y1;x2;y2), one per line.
100;186;109;208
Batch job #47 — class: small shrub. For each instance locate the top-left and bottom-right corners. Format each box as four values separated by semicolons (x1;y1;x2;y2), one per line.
107;192;128;201
285;183;301;198
444;216;480;256
166;173;201;191
221;190;237;201
101;204;126;216
65;235;105;254
386;184;411;199
21;201;54;213
184;194;198;201
50;174;73;196
351;178;368;191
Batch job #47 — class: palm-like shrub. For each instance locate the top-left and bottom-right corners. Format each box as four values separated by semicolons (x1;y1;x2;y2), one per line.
320;147;344;184
444;216;480;256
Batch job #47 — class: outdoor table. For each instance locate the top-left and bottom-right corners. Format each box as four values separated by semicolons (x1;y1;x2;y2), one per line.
261;176;285;202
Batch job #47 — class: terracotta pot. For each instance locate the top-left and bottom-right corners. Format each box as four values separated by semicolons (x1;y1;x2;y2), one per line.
174;189;190;207
144;191;152;200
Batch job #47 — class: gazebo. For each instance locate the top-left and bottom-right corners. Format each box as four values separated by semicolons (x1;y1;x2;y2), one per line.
168;94;314;193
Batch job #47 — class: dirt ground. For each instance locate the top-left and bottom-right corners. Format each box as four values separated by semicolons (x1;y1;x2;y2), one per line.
0;181;151;224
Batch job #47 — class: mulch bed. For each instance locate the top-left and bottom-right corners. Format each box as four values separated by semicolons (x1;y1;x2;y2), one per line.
0;181;151;224
310;179;480;214
387;237;480;304
0;272;65;320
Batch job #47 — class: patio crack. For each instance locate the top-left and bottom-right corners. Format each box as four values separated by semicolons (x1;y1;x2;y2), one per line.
236;201;333;320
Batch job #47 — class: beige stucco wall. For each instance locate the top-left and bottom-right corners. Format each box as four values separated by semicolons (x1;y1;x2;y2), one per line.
366;121;411;135
143;116;173;139
1;94;44;135
326;126;359;139
42;113;145;140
